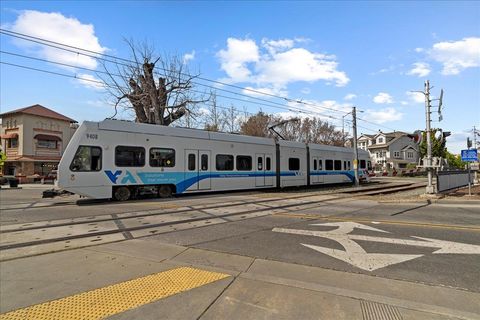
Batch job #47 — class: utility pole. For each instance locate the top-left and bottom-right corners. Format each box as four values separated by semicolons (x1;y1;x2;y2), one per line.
424;80;435;194
352;106;359;186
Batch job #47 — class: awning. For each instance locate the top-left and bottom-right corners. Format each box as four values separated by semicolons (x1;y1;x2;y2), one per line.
34;134;62;141
1;133;18;139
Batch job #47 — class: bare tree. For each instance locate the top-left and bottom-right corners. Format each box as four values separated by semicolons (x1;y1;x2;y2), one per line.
240;112;344;146
204;92;227;132
240;111;274;137
100;40;209;125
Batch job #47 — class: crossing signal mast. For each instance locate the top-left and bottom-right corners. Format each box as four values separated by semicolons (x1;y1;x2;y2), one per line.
412;80;445;194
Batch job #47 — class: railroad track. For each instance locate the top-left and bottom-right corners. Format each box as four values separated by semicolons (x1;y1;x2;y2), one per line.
0;182;425;261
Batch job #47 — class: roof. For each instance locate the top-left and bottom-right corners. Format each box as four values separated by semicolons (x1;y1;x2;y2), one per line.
0;104;76;123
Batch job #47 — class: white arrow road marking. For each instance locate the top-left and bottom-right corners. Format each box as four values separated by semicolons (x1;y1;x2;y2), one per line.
272;222;480;271
308;222;390;235
301;244;422;272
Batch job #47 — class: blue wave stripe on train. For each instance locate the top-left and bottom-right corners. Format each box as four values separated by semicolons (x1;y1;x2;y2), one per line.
129;170;355;193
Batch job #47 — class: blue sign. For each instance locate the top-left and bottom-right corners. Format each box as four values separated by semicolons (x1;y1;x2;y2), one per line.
461;149;478;162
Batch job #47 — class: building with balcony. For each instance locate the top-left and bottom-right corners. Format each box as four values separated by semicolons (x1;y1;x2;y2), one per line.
0;104;77;181
357;131;419;170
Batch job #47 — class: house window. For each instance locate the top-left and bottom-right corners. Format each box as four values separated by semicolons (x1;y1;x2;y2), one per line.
378;137;384;144
38;139;57;149
407;152;414;158
7;138;18;148
393;151;400;158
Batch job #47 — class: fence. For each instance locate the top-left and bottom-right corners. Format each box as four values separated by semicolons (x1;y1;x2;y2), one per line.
436;170;471;192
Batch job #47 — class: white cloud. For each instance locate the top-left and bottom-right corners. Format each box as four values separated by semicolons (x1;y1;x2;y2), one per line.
415;48;424;53
8;10;107;70
373;92;394;104
301;87;311;95
183;50;195;64
407;62;431;77
406;91;425;104
344;93;357;101
217;38;259;82
261;38;294;55
217;37;349;90
365;107;403;124
284;99;352;124
430;37;480;75
242;86;288;98
446;131;472;154
76;73;105;90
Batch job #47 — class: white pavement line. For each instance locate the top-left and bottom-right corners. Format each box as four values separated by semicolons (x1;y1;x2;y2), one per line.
239;272;480;320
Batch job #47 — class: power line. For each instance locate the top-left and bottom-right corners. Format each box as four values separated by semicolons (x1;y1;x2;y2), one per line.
0;51;353;126
0;28;354;116
0;59;382;134
0;49;345;121
0;30;391;134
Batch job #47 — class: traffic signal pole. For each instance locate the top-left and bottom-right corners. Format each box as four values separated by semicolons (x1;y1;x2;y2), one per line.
352;106;359;187
425;81;435;194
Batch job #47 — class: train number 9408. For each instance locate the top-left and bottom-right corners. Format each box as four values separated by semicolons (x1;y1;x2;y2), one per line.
86;133;98;140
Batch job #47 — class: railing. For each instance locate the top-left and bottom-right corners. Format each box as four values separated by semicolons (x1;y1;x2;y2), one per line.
436;170;470;192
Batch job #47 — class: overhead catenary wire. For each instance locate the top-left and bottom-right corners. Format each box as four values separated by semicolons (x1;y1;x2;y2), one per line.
0;60;382;134
0;50;345;121
0;29;392;134
0;52;352;124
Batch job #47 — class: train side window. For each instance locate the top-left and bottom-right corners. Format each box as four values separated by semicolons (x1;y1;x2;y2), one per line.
348;161;351;170
216;154;234;171
257;157;263;170
289;158;300;171
326;160;333;171
70;146;102;171
201;154;208;171
360;159;366;169
367;161;372;170
266;157;271;171
313;159;317;171
334;160;342;170
115;146;145;167
188;154;196;171
150;148;175;167
344;161;347;170
237;155;252;171
318;160;323;170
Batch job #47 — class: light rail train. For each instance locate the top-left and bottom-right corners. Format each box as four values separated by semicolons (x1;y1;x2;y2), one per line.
57;119;371;201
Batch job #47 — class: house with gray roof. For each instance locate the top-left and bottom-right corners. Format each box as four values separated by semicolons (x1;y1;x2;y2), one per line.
357;131;419;170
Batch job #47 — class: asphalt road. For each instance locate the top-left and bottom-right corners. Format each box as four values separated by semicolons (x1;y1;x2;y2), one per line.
1;182;479;293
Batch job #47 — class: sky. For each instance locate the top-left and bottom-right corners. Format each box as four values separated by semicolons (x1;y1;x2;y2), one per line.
1;1;479;154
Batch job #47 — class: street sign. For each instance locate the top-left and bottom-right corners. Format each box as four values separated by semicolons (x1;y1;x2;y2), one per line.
461;149;478;162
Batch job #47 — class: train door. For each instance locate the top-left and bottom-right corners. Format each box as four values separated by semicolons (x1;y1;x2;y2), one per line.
255;153;273;187
311;156;324;184
311;157;318;184
185;149;211;191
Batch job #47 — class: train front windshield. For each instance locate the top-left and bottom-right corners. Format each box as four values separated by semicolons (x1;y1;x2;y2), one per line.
70;146;102;172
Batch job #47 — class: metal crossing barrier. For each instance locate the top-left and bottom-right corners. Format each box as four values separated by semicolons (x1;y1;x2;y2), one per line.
436;170;471;192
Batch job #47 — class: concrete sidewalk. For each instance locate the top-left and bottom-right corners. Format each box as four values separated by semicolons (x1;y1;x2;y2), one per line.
1;239;479;320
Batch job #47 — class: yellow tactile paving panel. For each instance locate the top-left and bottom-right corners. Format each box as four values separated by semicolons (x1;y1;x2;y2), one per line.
0;267;230;320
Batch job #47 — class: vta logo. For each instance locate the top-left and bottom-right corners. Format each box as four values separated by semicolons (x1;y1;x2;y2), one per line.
105;170;137;184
